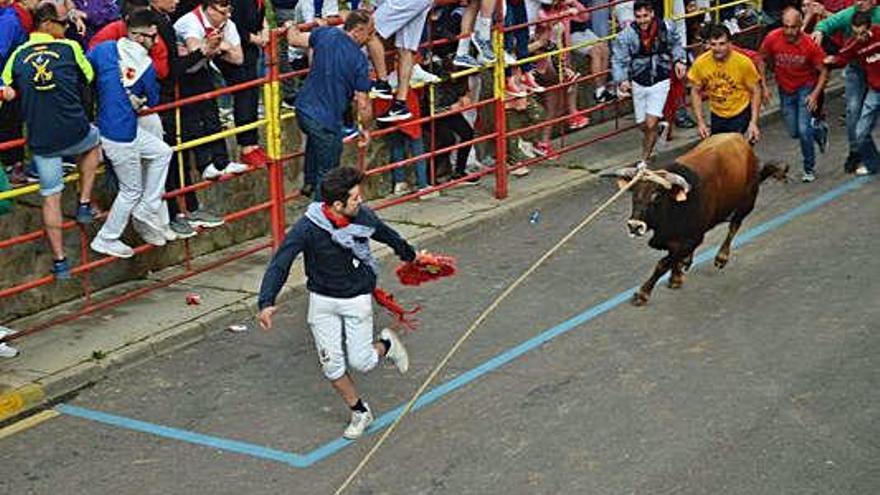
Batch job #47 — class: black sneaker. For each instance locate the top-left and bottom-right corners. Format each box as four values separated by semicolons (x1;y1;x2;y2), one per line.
675;108;697;129
51;258;71;280
451;170;479;184
369;80;394;100
377;100;412;123
300;183;314;198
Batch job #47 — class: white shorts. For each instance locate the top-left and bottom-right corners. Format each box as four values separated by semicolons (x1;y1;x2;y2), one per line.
307;292;378;381
632;79;671;123
571;29;601;56
374;0;432;51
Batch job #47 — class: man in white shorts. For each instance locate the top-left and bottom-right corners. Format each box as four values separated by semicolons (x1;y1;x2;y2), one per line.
257;166;413;440
611;0;686;164
368;0;433;122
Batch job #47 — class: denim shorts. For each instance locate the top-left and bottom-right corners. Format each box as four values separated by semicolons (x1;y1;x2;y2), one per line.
32;125;100;197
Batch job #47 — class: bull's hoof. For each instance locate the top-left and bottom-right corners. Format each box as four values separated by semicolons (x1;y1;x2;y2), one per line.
631;291;649;306
714;254;729;269
668;275;684;289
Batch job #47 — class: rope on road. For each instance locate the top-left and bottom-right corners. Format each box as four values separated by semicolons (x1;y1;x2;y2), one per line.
334;169;646;495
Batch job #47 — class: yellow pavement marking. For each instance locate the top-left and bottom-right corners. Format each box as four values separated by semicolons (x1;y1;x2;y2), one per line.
0;410;60;440
0;383;46;423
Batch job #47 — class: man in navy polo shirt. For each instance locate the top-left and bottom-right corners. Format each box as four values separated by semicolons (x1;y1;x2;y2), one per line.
1;1;101;280
286;9;373;199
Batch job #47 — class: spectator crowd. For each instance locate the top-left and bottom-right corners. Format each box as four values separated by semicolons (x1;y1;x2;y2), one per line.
1;0;879;359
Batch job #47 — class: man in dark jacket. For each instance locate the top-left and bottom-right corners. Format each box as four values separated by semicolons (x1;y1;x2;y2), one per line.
257;166;412;441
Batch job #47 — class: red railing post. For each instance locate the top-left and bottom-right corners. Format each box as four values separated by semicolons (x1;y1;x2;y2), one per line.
493;7;509;200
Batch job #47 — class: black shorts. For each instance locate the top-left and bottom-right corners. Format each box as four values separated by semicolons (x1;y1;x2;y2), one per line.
711;105;751;135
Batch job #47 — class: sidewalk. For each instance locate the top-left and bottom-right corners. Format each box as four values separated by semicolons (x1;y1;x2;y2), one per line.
0;84;840;424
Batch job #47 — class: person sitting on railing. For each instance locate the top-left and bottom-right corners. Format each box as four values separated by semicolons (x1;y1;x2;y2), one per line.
285;9;374;200
366;0;434;122
1;1;101;280
612;0;686;164
531;0;591;157
502;0;546;97
220;0;269;168
0;0;31;185
571;0;615;104
87;9;177;258
374;87;437;197
450;0;498;68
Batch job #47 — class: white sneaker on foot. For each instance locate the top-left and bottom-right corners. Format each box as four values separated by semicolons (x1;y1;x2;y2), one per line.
91;237;135;258
393;182;412;196
223;161;250;175
202;163;224;180
343;402;374;440
133;218;167;247
855;165;870;176
380;328;409;374
412;63;441;84
0;326;20;358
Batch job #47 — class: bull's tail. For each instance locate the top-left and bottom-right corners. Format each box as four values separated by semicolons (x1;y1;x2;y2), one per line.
759;160;789;183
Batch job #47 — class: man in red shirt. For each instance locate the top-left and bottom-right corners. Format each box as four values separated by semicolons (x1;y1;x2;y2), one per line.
760;7;829;182
826;11;880;174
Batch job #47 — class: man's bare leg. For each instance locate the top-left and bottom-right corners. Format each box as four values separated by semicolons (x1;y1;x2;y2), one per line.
396;49;414;100
43;194;65;260
77;146;100;205
367;35;388;80
330;342;387;407
643;115;660;162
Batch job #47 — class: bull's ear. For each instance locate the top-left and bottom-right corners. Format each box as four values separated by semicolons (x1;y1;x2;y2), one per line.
673;188;688;202
617;178;628;190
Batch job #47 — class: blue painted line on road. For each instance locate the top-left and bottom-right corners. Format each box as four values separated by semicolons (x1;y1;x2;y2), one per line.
56;404;310;468
56;176;871;468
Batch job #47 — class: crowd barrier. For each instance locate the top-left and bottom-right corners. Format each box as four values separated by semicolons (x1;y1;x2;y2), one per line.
0;0;765;340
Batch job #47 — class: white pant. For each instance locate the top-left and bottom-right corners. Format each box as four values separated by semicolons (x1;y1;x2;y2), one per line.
97;127;172;241
307;292;378;381
632;79;671;124
374;0;432;51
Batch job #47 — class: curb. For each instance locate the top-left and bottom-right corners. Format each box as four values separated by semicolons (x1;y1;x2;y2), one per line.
0;83;844;426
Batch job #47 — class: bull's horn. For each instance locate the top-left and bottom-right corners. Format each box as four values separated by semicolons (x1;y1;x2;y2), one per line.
657;171;691;192
599;166;640;179
643;171;672;189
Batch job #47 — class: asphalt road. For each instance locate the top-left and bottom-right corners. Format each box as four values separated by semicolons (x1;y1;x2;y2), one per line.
1;98;878;495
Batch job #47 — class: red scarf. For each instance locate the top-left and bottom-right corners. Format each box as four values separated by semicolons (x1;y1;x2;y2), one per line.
639;19;659;52
321;203;351;228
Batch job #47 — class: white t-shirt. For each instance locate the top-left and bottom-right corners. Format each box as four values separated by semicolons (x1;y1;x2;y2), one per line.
173;8;241;49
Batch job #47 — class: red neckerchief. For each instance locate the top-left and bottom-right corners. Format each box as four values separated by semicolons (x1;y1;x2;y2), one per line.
321;203;351;228
192;6;224;36
12;2;34;33
255;0;264;11
639;19;659;52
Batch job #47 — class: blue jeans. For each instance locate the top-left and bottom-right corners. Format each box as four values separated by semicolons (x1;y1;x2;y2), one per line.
504;0;532;73
779;85;816;174
297;112;343;200
844;63;868;155
855;88;880;173
388;132;428;189
588;0;610;37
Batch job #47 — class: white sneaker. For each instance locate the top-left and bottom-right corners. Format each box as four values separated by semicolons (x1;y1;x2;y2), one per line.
393;182;412;196
0;327;20;359
91;237;135;258
518;139;538;159
202;163;224;180
132;218;167;247
801;172;816;183
511;166;530;177
855;165;870;176
380;328;409;374
343;402;374;440
223;161;250;175
411;63;441;84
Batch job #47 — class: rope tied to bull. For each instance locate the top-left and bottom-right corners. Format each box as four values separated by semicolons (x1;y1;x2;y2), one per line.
333;168;648;495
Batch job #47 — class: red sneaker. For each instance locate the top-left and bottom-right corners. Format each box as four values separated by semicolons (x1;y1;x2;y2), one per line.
520;71;546;93
534;141;558;160
505;77;528;98
567;115;590;130
240;147;268;168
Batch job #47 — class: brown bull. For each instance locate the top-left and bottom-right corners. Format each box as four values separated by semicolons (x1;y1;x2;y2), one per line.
604;133;788;306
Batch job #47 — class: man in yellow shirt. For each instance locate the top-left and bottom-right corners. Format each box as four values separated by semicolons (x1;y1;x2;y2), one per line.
688;24;762;143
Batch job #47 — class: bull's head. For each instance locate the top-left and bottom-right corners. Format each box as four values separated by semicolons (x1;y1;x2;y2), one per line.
601;165;691;237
